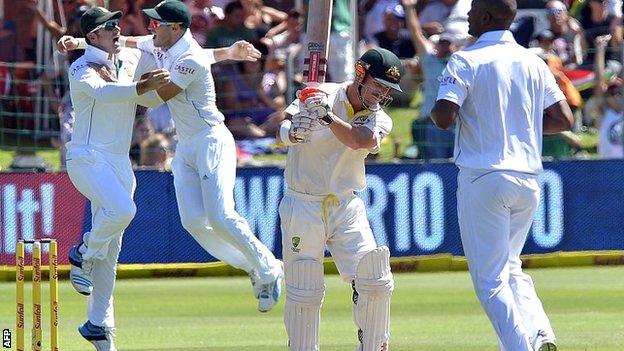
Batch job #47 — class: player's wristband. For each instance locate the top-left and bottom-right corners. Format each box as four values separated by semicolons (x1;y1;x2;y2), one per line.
279;120;295;146
76;38;87;50
318;110;334;126
135;90;165;108
204;49;216;64
134;35;155;51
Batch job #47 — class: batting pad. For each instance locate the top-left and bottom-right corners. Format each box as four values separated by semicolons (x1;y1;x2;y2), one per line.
353;246;394;351
285;260;325;351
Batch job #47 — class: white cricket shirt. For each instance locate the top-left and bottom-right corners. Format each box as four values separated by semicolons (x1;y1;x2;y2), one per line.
137;30;223;141
67;45;142;154
283;82;392;195
436;30;566;174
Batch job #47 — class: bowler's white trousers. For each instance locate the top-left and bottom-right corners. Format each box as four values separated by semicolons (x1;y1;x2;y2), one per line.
457;169;555;351
66;146;136;328
172;123;281;284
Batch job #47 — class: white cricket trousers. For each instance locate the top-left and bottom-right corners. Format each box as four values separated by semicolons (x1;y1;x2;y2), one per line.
172;123;281;283
279;189;377;280
66;146;136;327
457;169;554;351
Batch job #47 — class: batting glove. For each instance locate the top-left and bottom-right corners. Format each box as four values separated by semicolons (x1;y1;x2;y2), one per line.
304;93;330;119
290;107;314;143
298;86;328;115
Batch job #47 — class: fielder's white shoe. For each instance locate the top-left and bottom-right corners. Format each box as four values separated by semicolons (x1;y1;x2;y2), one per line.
249;264;284;313
79;320;116;351
534;330;557;351
68;244;93;296
257;271;283;313
355;339;388;351
249;271;260;298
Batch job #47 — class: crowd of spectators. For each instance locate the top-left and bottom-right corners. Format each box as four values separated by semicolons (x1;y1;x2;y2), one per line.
2;0;624;172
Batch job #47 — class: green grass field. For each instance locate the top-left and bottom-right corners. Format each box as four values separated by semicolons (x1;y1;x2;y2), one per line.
1;266;623;350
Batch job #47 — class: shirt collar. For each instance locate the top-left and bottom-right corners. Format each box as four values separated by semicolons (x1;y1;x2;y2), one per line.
336;81;350;103
475;30;517;44
337;81;373;120
166;30;194;57
84;45;115;69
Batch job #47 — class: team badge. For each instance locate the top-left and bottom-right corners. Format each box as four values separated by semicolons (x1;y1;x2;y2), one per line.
352;115;371;126
291;236;301;253
386;66;400;82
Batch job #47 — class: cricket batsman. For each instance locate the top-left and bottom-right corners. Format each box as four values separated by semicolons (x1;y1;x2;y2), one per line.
276;48;403;351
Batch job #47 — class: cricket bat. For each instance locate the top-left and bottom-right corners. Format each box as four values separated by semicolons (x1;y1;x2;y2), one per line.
303;0;333;85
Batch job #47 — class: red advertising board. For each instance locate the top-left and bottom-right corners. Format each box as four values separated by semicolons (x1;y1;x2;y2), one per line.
0;173;86;266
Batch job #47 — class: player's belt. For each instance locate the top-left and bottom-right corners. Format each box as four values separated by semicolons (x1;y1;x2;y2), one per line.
285;188;354;202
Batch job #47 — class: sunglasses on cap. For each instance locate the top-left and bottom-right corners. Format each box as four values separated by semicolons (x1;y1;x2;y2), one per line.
89;19;119;34
149;19;182;29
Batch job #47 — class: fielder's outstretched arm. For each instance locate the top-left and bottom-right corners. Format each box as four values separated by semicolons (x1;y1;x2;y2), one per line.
57;36;260;64
212;40;262;63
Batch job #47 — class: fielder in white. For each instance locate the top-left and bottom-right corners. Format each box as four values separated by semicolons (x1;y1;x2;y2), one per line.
65;7;170;351
60;0;283;312
276;48;402;351
431;0;574;350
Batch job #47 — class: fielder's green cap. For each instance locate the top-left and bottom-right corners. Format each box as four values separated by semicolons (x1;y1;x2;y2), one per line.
80;7;122;36
358;48;404;92
142;0;191;28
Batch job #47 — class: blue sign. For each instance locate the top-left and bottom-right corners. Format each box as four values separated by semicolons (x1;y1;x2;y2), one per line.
110;160;624;264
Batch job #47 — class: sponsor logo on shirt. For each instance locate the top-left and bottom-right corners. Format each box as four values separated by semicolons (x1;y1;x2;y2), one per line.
175;65;195;75
155;50;165;62
438;76;457;85
71;64;88;76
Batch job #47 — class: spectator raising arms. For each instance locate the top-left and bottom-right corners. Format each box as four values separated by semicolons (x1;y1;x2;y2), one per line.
592;34;624;158
418;0;457;36
403;0;467;159
264;9;303;52
580;0;623;63
545;0;587;67
241;0;286;38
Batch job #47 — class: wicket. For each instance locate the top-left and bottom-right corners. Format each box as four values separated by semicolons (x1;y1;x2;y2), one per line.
16;239;59;351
